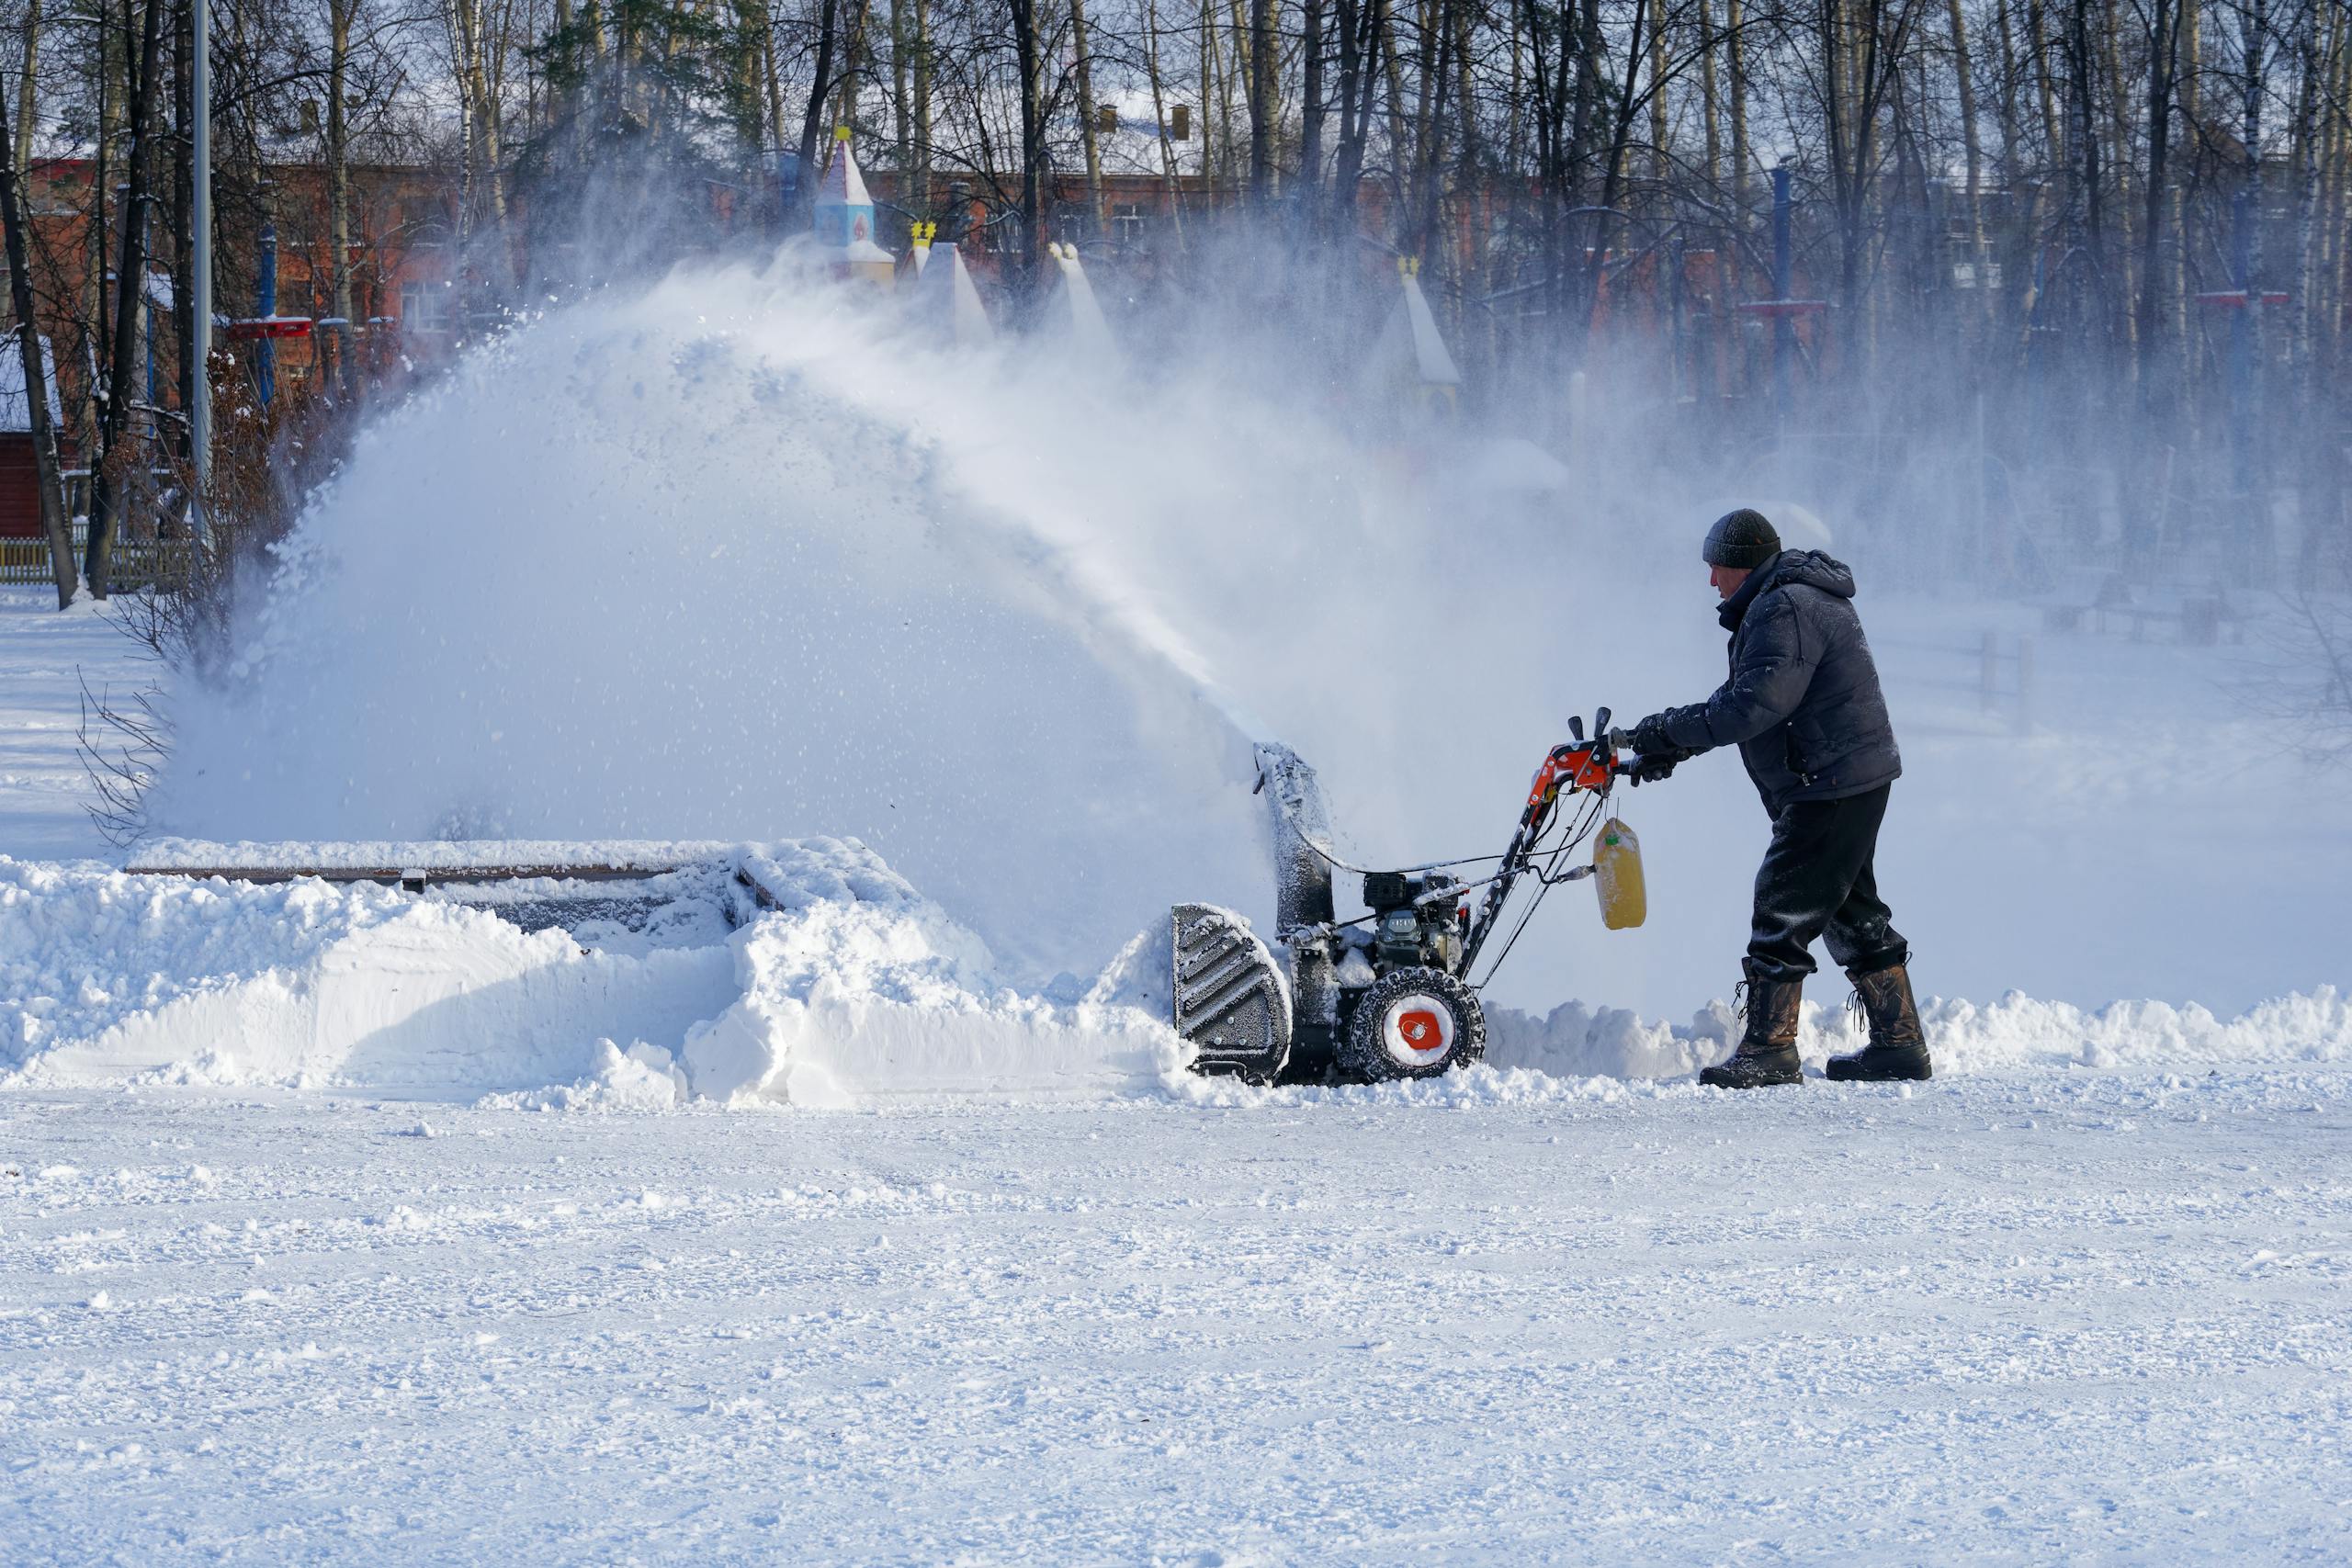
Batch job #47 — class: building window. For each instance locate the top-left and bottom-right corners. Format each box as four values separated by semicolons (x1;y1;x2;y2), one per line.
1112;202;1148;244
400;279;453;332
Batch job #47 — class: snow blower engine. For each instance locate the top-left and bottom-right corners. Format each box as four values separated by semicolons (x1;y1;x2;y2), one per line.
1172;712;1660;1083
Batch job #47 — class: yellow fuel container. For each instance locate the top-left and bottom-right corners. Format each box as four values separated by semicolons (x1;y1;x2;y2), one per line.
1593;817;1647;930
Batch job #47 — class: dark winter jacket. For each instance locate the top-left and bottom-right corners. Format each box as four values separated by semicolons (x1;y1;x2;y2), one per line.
1654;549;1902;811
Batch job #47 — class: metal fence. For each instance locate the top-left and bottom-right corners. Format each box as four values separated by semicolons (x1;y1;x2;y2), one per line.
1881;631;2036;734
0;524;190;592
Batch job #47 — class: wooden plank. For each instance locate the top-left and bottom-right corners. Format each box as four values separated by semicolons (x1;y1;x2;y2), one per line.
126;863;693;886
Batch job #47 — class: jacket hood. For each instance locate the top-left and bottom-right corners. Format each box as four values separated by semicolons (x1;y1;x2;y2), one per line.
1718;549;1856;630
1771;548;1856;598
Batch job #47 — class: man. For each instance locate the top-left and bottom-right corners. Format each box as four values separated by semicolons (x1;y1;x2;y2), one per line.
1628;508;1931;1089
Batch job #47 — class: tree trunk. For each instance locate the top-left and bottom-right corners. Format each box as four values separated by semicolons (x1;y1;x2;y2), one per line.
1409;0;1437;213
2101;0;2133;291
1072;0;1105;230
1376;0;1408;209
912;0;931;205
1945;0;1984;317
1199;0;1219;194
758;1;785;225
796;0;841;215
1012;0;1046;273
1249;0;1275;201
1726;0;1747;210
1648;0;1668;180
15;0;40;165
1144;0;1186;243
88;0;165;600
2178;0;2198;125
0;61;73;606
2234;0;2269;578
2068;0;2106;339
834;0;872;133
172;0;193;457
1333;0;1368;221
2135;0;2179;409
2290;0;2320;389
467;0;506;238
2027;0;2062;191
1579;0;1648;335
84;0;112;490
1301;0;1326;211
890;0;910;193
1699;0;1720;190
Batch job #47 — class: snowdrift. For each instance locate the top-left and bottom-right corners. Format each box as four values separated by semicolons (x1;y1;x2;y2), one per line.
5;846;2345;1107
0;843;1179;1105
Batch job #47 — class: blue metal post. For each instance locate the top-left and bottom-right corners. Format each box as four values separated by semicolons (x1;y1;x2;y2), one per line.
256;222;278;408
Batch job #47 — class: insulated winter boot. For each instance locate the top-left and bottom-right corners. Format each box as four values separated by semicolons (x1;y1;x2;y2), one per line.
1701;976;1804;1089
1826;963;1932;1081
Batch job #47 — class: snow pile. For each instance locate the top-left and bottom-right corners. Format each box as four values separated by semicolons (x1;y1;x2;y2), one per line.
1;841;1182;1103
1486;998;1735;1079
681;840;1180;1105
477;1039;695;1111
1488;986;2352;1079
0;856;735;1093
1905;987;2352;1072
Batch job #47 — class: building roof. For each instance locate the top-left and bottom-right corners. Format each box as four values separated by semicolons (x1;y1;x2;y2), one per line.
915;242;994;345
0;332;61;434
816;130;875;210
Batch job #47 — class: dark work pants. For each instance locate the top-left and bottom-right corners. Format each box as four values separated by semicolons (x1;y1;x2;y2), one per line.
1747;783;1908;984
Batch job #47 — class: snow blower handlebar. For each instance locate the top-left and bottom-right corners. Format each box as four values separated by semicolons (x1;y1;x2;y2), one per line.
1521;708;1684;823
1460;711;1636;978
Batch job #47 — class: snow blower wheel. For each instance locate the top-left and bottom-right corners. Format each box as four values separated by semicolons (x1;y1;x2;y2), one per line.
1343;967;1486;1079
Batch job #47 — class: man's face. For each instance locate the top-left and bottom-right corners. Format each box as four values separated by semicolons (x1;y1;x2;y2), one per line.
1710;563;1752;600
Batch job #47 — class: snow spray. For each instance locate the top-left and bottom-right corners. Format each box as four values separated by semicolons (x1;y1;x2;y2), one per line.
153;252;1758;991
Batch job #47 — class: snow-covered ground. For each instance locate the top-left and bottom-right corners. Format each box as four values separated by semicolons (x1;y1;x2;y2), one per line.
5;1074;2347;1562
0;588;154;862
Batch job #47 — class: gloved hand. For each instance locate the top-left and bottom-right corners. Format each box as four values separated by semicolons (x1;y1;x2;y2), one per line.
1628;714;1676;756
1628;750;1683;785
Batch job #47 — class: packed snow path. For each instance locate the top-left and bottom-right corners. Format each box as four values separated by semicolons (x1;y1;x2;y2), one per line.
4;1069;2346;1562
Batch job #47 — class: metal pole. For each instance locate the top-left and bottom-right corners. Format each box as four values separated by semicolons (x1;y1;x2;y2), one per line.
189;0;212;543
255;222;276;407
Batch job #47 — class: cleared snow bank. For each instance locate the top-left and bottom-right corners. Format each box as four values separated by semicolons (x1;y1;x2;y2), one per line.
0;856;736;1093
3;845;2342;1103
0;840;1181;1103
1902;987;2352;1071
1485;985;2352;1078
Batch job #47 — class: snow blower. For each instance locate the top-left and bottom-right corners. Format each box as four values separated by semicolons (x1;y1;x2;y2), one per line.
1172;713;1661;1083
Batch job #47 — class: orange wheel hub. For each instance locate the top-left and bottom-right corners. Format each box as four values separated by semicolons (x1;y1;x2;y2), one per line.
1396;1008;1443;1047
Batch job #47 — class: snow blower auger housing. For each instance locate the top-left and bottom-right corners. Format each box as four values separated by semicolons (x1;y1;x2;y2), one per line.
1173;717;1655;1084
